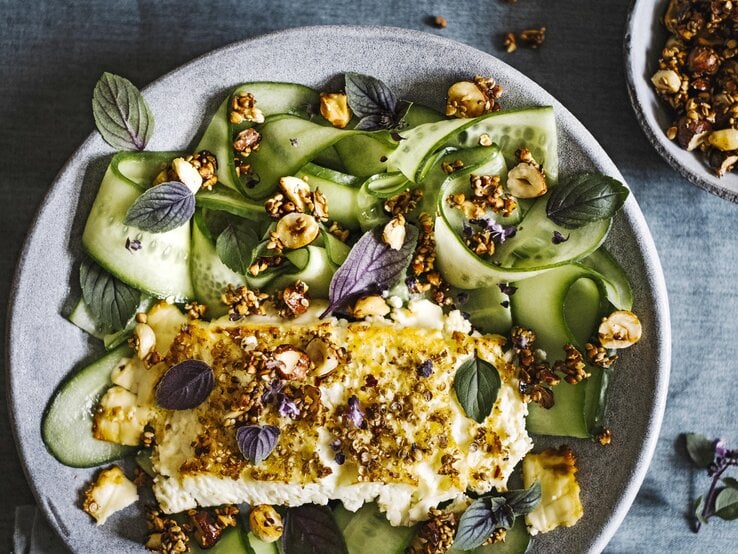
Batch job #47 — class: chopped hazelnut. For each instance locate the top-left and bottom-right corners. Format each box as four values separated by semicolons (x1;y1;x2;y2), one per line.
352;295;391;318
320;92;352;128
650;69;682;94
171;157;204;194
708;128;738;152
274;212;320;249
279;176;314;213
233;128;262;157
249;505;283;543
230;91;265;124
598;310;642;349
506;160;547;198
676;116;712;151
382;214;406;250
132;323;156;360
271;345;312;381
305;336;339;378
445;76;502;118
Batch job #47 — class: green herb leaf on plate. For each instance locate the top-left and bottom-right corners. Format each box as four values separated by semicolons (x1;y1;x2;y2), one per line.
685;433;716;469
124;181;195;233
722;477;738;490
694;495;708;525
282;504;348;554
92;72;154;151
216;224;259;274
505;481;542;516
453;499;496;551
546;172;629;229
79;258;140;332
715;487;738;520
454;355;501;423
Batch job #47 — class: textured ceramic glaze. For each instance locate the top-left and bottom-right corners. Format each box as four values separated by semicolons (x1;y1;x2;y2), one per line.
626;0;738;202
7;26;670;553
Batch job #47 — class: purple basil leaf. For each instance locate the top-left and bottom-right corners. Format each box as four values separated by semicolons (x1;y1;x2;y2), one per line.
347;395;364;427
282;504;348;554
124;181;195;233
546;172;629;229
505;482;541;517
92;72;153;151
344;72;397;119
320;224;418;318
236;425;280;464
454;499;496;550
155;360;214;410
354;112;395;131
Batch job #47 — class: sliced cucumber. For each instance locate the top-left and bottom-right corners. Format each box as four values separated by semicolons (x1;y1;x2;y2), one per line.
295;167;361;230
82;161;194;301
244;531;278;554
69;295;155;349
42;346;135;467
459;285;513;335
580;248;633;310
449;518;531;553
189;526;250;554
333;502;356;532
195;82;320;191
300;162;362;187
402;102;446;126
196;187;265;220
342;503;416;554
272;246;337;297
112;151;180;190
511;264;608;437
191;212;247;318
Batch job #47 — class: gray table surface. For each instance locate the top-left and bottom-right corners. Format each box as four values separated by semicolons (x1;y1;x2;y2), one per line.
2;0;737;552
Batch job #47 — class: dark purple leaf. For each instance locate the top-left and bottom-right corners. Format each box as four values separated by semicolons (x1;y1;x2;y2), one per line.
320;225;418;317
124;181;195;233
79;258;140;332
344;73;397;118
283;504;347;554
92;72;153;151
505;481;541;516
236;425;280;464
155;360;214;410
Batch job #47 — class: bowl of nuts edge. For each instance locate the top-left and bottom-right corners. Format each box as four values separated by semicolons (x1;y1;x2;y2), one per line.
625;0;738;202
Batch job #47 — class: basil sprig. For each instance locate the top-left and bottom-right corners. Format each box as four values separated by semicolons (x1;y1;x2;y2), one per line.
546;173;629;229
79;258;140;332
453;355;501;423
92;72;153;151
282;504;348;554
454;482;541;551
124;181;195;233
344;72;408;131
155;360;214;410
215;224;260;274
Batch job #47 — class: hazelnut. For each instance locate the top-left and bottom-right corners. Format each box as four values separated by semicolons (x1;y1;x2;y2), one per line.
650;69;681;94
271;345;311;380
708;129;738;152
249;505;283;543
598;310;642;349
506;162;548;198
676;116;712;151
708;149;738;176
382;214;406;250
320;92;352;128
305;337;339;378
352;295;390;318
233;128;262;156
687;46;720;76
133;323;156;360
445;81;488;118
171;157;204;194
279;176;313;213
274;212;320;249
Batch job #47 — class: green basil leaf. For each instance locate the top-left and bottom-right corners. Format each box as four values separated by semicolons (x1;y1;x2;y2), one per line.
494;503;515;530
124;181;195;233
715;487;738;520
694;495;708;525
92;72;153;151
79;258;140;332
685;433;716;469
454;355;501;423
505;481;542;516
722;477;738;490
282;504;347;554
453;499;496;551
216;224;260;274
546;172;629;229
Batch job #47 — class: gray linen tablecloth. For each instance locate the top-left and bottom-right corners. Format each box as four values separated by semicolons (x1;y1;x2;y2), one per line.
2;0;737;552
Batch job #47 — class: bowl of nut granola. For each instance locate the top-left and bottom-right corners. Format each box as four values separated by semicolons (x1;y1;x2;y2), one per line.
626;0;738;201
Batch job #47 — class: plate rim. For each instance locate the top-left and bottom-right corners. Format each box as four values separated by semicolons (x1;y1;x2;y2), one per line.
624;0;738;203
6;24;671;553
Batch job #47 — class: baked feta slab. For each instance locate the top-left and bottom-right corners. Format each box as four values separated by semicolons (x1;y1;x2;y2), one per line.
105;301;532;526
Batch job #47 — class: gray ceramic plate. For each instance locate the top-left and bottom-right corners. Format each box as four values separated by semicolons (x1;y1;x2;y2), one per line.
7;26;670;553
625;0;738;201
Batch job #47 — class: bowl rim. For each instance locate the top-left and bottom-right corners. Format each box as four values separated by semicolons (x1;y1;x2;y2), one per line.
6;24;671;553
